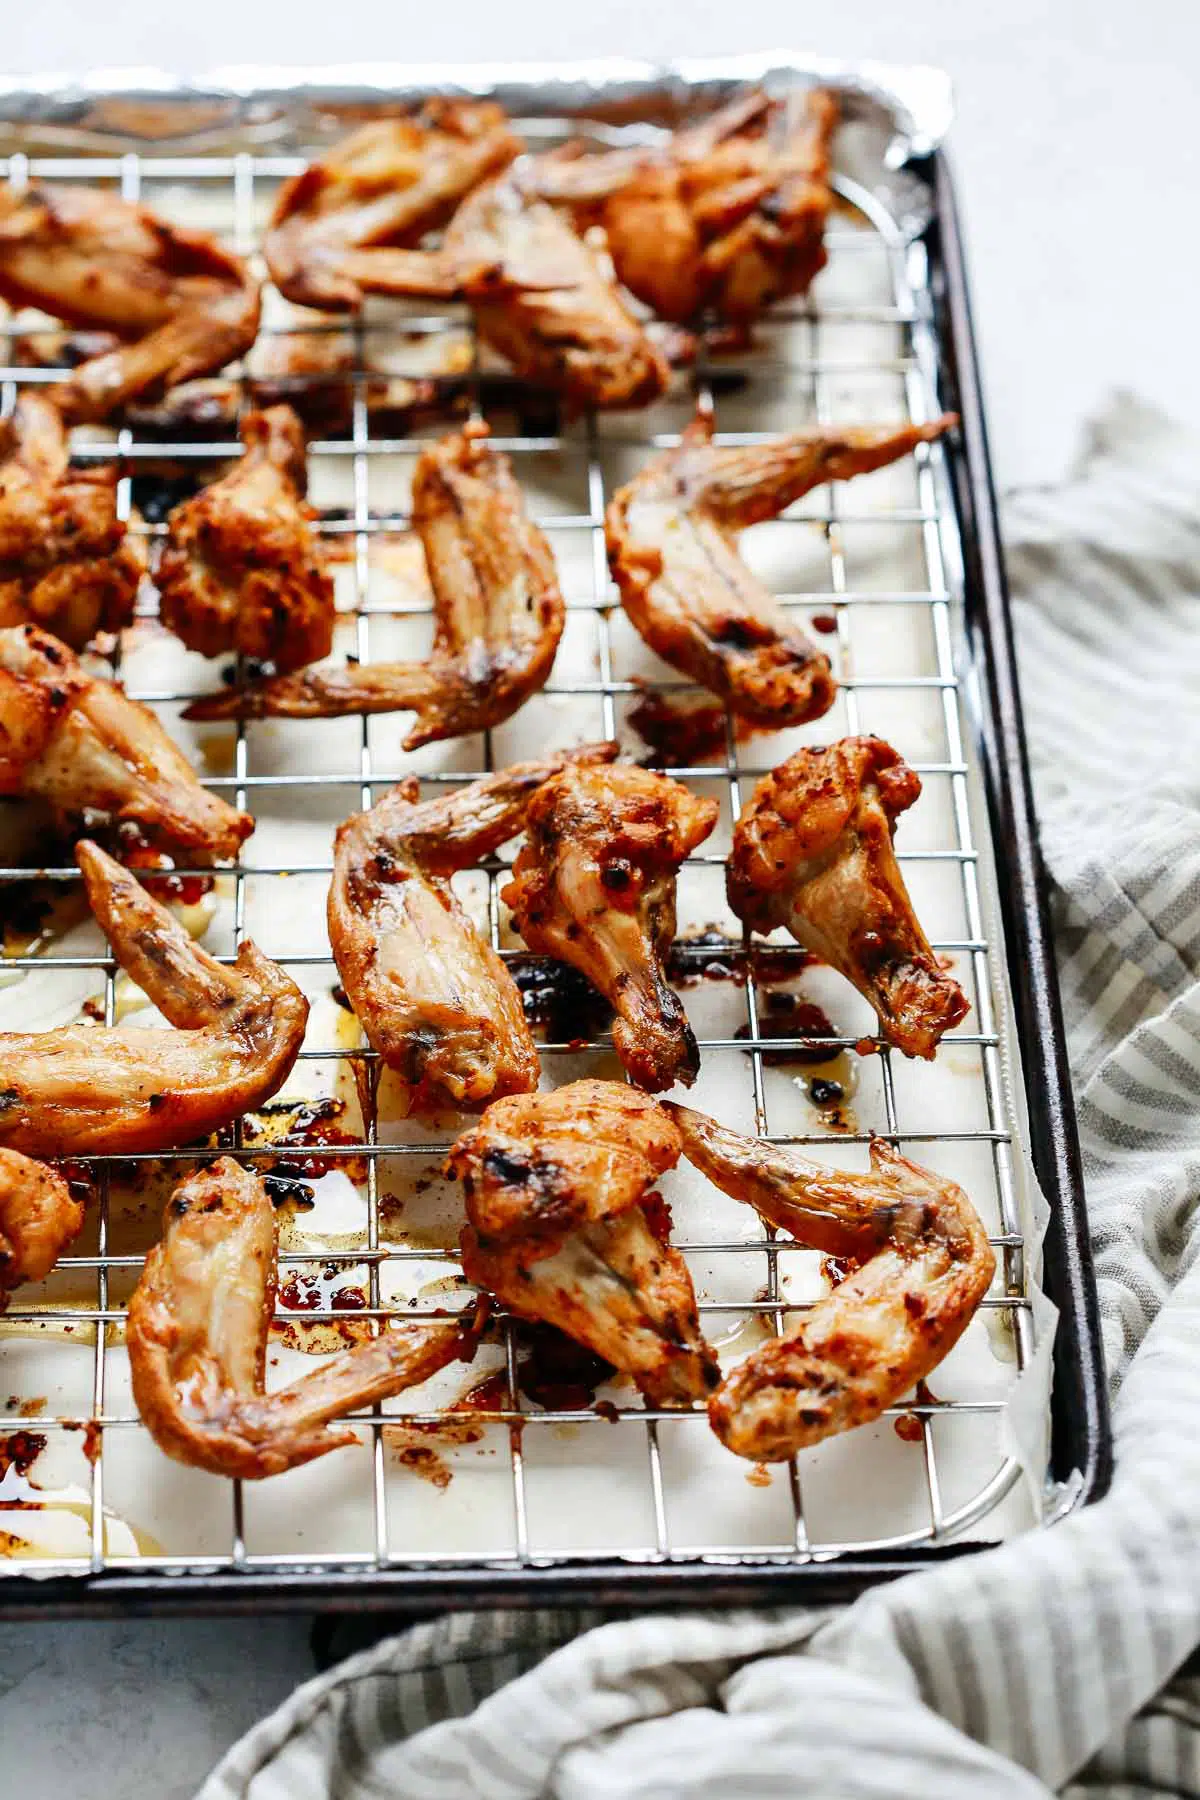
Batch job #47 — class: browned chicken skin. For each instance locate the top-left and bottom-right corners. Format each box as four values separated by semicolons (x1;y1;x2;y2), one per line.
329;745;616;1113
728;737;969;1057
502;764;717;1092
156;405;334;673
525;87;838;328
0;392;144;647
127;1157;465;1478
0;624;252;859
265;102;520;311
0;185;260;422
184;422;566;744
0;1148;85;1308
0;841;308;1157
606;408;955;728
450;1081;719;1406
665;1104;995;1459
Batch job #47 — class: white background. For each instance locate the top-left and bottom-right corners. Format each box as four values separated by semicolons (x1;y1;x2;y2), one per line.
3;4;1197;1795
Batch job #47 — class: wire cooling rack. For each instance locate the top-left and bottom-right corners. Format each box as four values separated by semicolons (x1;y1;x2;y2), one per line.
0;105;1053;1603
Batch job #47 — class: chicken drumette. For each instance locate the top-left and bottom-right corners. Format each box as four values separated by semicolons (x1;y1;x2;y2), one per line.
0;1148;85;1310
264;101;520;311
606;407;954;729
525;87;838;329
0;624;252;860
0;184;260;422
185;422;565;745
501;763;717;1092
0;392;145;648
728;737;969;1057
450;1081;718;1406
156;405;334;672
329;744;616;1113
665;1103;995;1459
0;840;308;1157
128;1157;465;1478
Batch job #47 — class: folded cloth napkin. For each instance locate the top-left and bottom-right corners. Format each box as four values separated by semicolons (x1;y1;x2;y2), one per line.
199;394;1200;1800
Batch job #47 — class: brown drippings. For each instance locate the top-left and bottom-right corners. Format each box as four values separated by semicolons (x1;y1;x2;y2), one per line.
516;1322;615;1413
0;1430;46;1481
245;1097;370;1185
746;1461;773;1487
0;869;90;960
331;984;353;1012
893;1413;924;1443
736;993;840;1065
810;612;838;635
508;955;611;1041
821;1254;859;1287
383;1368;510;1488
665;929;815;989
114;824;215;907
629;691;732;767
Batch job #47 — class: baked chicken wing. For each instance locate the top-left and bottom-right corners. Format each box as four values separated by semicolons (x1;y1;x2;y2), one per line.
329;744;616;1113
727;737;969;1057
501;763;717;1092
264;101;520;310
0;184;260;422
0;624;252;860
665;1103;995;1458
0;1148;85;1308
127;1156;465;1478
0;840;308;1157
156;405;334;672
0;392;144;647
606;408;955;728
525;87;838;328
450;1080;718;1405
184;421;565;744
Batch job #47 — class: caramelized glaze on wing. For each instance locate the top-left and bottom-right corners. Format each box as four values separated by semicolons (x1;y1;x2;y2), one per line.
183;422;565;744
0;624;252;859
0;184;260;421
450;1080;718;1405
728;736;969;1057
329;745;616;1112
0;392;144;647
607;407;955;727
502;763;718;1092
0;1148;85;1307
265;102;520;310
0;841;308;1157
665;1103;995;1458
127;1157;465;1478
157;405;334;672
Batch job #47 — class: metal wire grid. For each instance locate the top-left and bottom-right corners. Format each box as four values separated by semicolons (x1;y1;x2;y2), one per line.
0;128;1037;1580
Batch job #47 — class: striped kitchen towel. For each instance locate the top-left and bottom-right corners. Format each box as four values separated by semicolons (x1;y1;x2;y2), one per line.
198;394;1200;1800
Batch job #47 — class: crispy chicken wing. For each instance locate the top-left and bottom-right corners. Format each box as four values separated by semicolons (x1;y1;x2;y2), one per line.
329;744;616;1113
0;184;260;422
525;88;838;328
0;840;308;1157
156;405;334;672
265;102;520;310
0;624;252;859
0;392;145;647
728;737;969;1057
127;1156;465;1478
184;421;565;744
665;1103;995;1458
0;1148;85;1308
501;764;717;1092
606;407;955;728
450;1080;718;1405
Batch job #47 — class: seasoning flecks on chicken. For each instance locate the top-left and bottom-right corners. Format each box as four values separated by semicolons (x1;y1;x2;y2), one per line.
264;101;520;310
127;1157;465;1478
501;763;717;1092
183;422;565;745
606;408;955;729
329;744;617;1113
524;87;838;328
0;624;252;860
0;184;260;422
0;1148;85;1310
728;737;969;1058
664;1103;995;1459
156;406;334;673
0;841;308;1158
0;392;145;648
450;1081;719;1406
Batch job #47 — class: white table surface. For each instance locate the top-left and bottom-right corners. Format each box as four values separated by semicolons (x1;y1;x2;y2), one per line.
2;4;1195;1794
